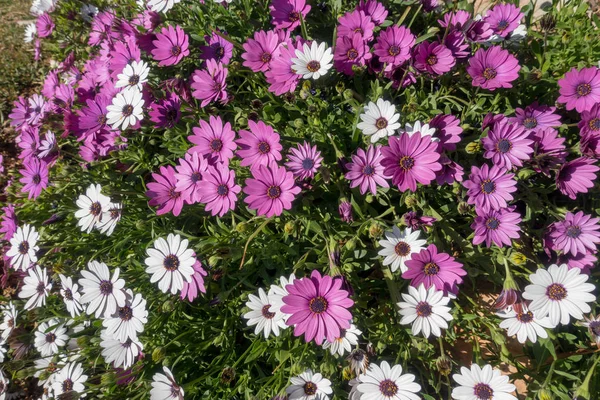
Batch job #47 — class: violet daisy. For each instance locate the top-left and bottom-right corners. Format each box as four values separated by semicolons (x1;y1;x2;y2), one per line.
19;265;51;310
402;244;466;295
198;164;241;217
243;162;301;217
190;60;228;107
471;206;522;248
266;41;302;95
484;3;524;38
438;10;472;29
380;133;442;193
285;141;323;180
19;157;49;200
345;145;389;195
549;211;600;257
462;164;517;213
79;260;127;318
429;114;462;152
149;93;181;129
333;33;372;76
530;128;567;175
511;101;561;132
436;155;464;185
413;41;455;76
373;25;415;67
180;259;207;301
338;10;374;41
357;0;388;25
174;152;208;204
444;30;470;60
8;96;31;131
36;13;54;38
556;157;599;200
281;270;354;345
0;205;18;241
482;120;534;169
151;25;189;67
146;165;185;217
17;126;40;160
38;130;57;161
27;94;47;126
236;120;283;168
242;30;281;72
200;32;233;64
188;115;237;165
78;95;111;135
144;233;196;295
557;67;600;113
7;223;39;271
579;103;600;137
467;46;520;90
269;0;310;31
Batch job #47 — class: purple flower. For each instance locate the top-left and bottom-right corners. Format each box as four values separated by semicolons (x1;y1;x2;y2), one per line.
549;211;600;257
467;46;520;90
198;164;241;217
109;36;140;79
402;244;466;295
482;120;533;169
435;155;464;185
89;10;115;46
243;162;301;217
9;96;32;131
242;30;281;72
174;152;209;204
471;206;521;248
438;10;472;30
285;141;323;180
36;13;54;38
236;120;282;168
339;201;353;223
42;70;60;99
373;26;415;67
269;0;311;31
463;164;517;213
579;103;600;137
338;10;374;42
200;32;233;65
413;41;455;76
180;259;208;301
444;30;470;60
149;93;181;129
429;114;462;152
511;101;561;132
151;25;189;67
146;165;185;216
484;3;524;38
345;145;389;195
0;205;18;241
403;211;436;230
78;95;111;136
190;60;228;107
557;67;600;113
27;94;48;126
581;131;600;158
333;33;371;76
356;0;388;26
556;157;599;200
18;126;40;161
265;42;302;95
558;252;597;272
420;0;439;12
189;115;237;165
530;128;567;174
386;64;417;89
19;158;49;200
466;19;494;42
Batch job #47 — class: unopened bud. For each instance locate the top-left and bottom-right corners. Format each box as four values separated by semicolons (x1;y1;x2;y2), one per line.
404;195;418;208
152;347;166;363
369;223;384;238
465;141;481;154
436;355;452;376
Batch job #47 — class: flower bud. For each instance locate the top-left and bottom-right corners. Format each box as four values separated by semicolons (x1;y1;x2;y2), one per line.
101;371;117;386
235;222;249;233
161;300;174;313
343;89;354;100
339;201;353;223
335;81;345;94
465;141;481;154
509;252;526;265
369;223;384;238
152;347;166;363
540;14;555;32
537;388;554;400
284;221;296;235
436;355;452;376
404;195;418;208
457;201;470;215
344;238;356;251
221;367;236;384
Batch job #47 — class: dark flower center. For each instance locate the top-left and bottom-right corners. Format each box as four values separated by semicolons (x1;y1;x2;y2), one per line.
18;241;30;254
288;11;300;22
171;45;181;57
589;118;600;131
415;301;433;317
375;117;388;129
260;52;272;63
379;379;398;396
423;262;439;276
497;20;509;31
352;349;366;361
37;282;46;294
496;139;512;153
303;381;317;395
483;67;497;80
353;27;364;34
110;209;120;219
119;305;133;321
62;378;74;392
45;332;56;343
589;321;600;336
64;289;73;300
257;141;271;154
168;187;180;200
129;75;140;85
427;55;437;66
546;283;567;301
90;202;102;216
347;49;359;60
523;117;538;129
190;172;202;183
98;114;107;125
210;138;223;152
394;241;410;256
33;174;41;184
309;296;328;314
306;60;321;73
480;179;496;194
399;156;415;170
261;304;275;319
215;46;225;59
485;218;500;230
217;184;229;196
302;158;315;170
121;104;134;117
166;108;178;123
576;83;592;97
99;280;113;295
362;164;375;176
516;311;534;323
122;338;133;348
267;185;281;199
163;254;180;271
566;225;581;238
388;45;400;56
473;383;494;400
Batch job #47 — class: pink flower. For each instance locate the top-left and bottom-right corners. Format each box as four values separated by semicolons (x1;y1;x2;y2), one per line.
200;32;234;65
549;211;600;257
556;157;599;200
36;13;54;38
236;120;282;168
438;10;472;29
471;206;521;248
557;67;600;113
333;33;371;76
198;164;241;217
242;30;281;72
429;114;462;152
188;115;237;165
19;158;49;200
462;164;517;213
18;126;40;161
404;211;436;230
339;201;353;223
9;96;32;131
265;42;302;95
269;0;311;31
484;3;524;38
149;93;181;129
402;244;466;295
180;259;207;302
345;145;389;195
373;26;415;67
281;270;354;345
413;41;455;75
27;94;48;126
0;205;18;241
435;155;464;185
467;46;520;91
151;25;189;67
579;103;600;137
338;10;375;42
511;101;561;132
356;0;388;26
530;128;567;175
174;152;209;204
243;162;301;217
285;141;323;180
190;60;228;108
482;120;533;169
146;165;185;216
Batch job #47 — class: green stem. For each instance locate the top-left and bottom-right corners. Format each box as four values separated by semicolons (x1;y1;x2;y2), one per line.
299;14;310;41
239;218;271;269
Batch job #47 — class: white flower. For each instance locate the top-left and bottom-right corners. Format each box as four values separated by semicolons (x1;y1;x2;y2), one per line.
100;330;143;369
348;378;361;400
0;302;18;340
116;60;150;91
243;288;287;339
59;274;83;318
75;184;111;233
322;323;361;357
0;338;6;363
286;369;332;400
7;223;39;271
150;367;184;400
356;361;421;400
291;42;334;80
102;289;148;342
508;24;527;43
34;356;63;388
147;0;181;13
24;23;37;43
65;320;89;353
18;265;51;310
582;314;600;346
357;99;401;143
400;121;438;141
398;284;453;338
30;0;55;16
51;362;88;397
346;349;369;377
144;233;195;295
96;203;122;236
523;264;596;326
0;369;9;400
268;273;296;321
79;260;127;318
38;131;57;159
34;319;69;357
497;305;555;344
80;4;98;22
378;226;426;273
106;87;144;130
452;364;517;400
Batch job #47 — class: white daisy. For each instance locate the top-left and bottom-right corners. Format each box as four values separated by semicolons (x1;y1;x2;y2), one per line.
452;364;517;400
378;226;426;273
116;60;150;91
497;305;555;344
582;314;600;347
38;131;57;159
150;367;184;400
100;330;143;369
30;0;55;16
79;260;127;318
75;184;111;233
322;324;362;357
291;41;334;80
356;361;421;400
106;87;145;130
357;99;402;143
268;273;296;321
397;284;453;338
34;356;63;388
0;369;8;400
102;289;148;342
400;121;438;141
144;233;195;295
243;288;287;339
34;319;69;357
0;302;18;340
80;4;98;22
96;203;122;236
24;22;37;43
65;320;89;353
346;349;369;377
522;263;596;326
0;338;6;363
18;265;51;310
348;378;361;400
508;24;527;43
51;362;88;398
7;223;40;271
286;369;333;400
147;0;181;13
59;274;83;318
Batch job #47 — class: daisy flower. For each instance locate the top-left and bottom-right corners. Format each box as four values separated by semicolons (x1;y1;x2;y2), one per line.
269;0;311;31
549;211;600;257
497;305;554;344
482;120;533;169
484;3;524;38
0;204;18;241
243;162;301;218
338;10;374;41
357;0;388;25
75;183;111;233
266;41;303;95
19;157;49;200
373;25;415;67
188;115;237;165
236;120;283;168
24;22;37;43
243;287;288;338
582;314;600;347
34;356;62;390
51;362;88;398
579;103;600;136
400;120;437;140
144;233;196;295
38;130;57;160
190;59;228;107
467;46;521;91
398;284;453;338
96;203;122;236
267;273;297;320
378;226;426;273
34;319;68;357
557;67;600;113
180;259;208;302
147;0;181;12
322;323;361;357
18;265;51;310
151;25;189;66
345;145;389;195
356;361;421;400
59;274;83;317
414;41;455;76
102;289;148;342
511;101;561;132
7;223;39;271
452;364;517;400
291;41;334;80
149;93;182;129
471;207;522;248
286;369;332;400
462;164;517;213
523;264;596;326
333;33;372;76
115;60;150;91
281;270;354;345
146;165;185;217
241;30;280;72
174;152;208;204
198;164;241;217
106;87;144;130
0;303;17;340
357;99;401;144
347;349;370;377
200;32;234;65
79;260;127;318
556;157;599;200
100;330;143;369
403;244;466;295
151;367;184;400
285;141;323;180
